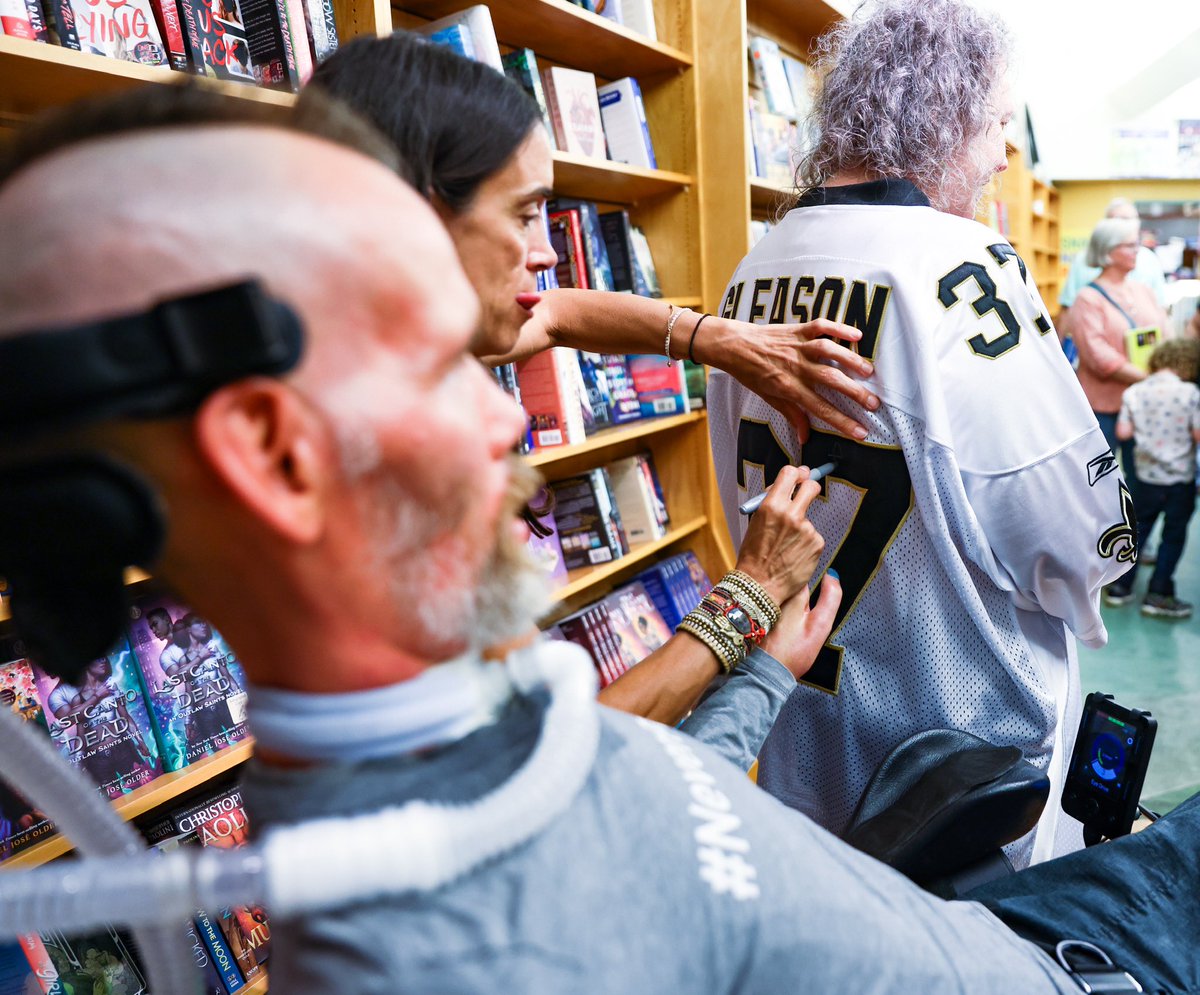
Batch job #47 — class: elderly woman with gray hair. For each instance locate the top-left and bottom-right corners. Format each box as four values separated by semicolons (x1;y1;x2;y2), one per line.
1070;217;1168;475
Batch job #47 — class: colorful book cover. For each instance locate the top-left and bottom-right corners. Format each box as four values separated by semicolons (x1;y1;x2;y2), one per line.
125;592;250;772
412;4;501;70
178;0;257;84
29;927;148;994
548;208;590;290
637;560;682;629
149;0;189;70
542;65;608;160
549;199;615;293
598;209;647;296
515;347;588;449
549;473;622;569
555;611;609;684
597;77;657;169
524;485;569;587
23;633;163;802
0;0;36;38
614;580;672;654
627;353;688;417
239;0;298;90
502;47;555;147
628;224;662;298
22;0;50;42
680;550;712;606
185;919;234;995
576;352;614;434
66;0;170;64
608;453;666;546
589;466;629;557
748;34;796;118
601;354;643;425
195;905;246;992
301;0;336;64
0;655;55;864
43;0;80;48
586;603;626;684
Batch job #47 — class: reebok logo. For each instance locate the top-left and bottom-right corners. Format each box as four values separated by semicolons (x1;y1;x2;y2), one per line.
1087;452;1119;487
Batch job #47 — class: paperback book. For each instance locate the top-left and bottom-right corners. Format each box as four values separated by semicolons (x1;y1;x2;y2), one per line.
0;655;55;863
125;591;250;772
413;4;501;70
543;66;608;160
597;77;657;169
23;633;163;801
178;0;257;83
502;48;555;146
67;0;170;65
21;927;148;994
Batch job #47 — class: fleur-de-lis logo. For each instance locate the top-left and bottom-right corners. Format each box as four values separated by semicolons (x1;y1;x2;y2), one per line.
1097;482;1138;563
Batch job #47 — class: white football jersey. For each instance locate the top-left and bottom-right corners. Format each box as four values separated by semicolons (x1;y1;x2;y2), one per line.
708;180;1136;865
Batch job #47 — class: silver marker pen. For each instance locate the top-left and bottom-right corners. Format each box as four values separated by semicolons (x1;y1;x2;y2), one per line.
738;460;839;515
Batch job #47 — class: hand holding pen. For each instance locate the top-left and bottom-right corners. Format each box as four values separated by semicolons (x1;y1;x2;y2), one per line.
739;461;838;516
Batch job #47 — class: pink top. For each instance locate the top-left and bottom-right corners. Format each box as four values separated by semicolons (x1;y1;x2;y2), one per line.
1071;280;1167;414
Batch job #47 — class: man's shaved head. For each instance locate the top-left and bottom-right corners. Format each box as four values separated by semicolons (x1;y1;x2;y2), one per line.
0;124;471;395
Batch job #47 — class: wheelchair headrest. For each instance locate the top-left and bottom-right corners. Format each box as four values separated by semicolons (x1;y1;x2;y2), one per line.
842;728;1050;884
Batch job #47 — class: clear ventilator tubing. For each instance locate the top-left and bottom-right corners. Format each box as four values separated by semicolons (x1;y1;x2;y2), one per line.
0;641;600;944
0;703;200;995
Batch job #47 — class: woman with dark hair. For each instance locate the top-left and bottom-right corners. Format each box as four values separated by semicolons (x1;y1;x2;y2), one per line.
306;33;879;437
302;34;862;736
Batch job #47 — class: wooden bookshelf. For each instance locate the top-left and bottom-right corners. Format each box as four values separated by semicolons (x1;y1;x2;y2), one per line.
552;151;692;205
525;411;702;470
0;739;255;870
695;2;847;314
399;0;691;78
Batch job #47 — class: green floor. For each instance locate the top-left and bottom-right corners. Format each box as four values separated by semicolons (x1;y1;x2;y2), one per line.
1078;512;1200;813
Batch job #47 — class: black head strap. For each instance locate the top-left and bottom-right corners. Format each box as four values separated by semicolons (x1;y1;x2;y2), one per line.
0;280;306;680
0;280;303;440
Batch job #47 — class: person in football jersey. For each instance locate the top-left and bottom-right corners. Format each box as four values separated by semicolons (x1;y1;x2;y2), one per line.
707;0;1134;866
302;32;869;729
3;85;1198;995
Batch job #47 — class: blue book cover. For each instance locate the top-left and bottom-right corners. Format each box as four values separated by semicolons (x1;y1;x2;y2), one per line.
426;23;474;59
195;907;245;992
636;562;678;628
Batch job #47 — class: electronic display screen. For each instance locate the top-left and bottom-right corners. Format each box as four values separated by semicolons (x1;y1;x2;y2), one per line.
1062;693;1156;838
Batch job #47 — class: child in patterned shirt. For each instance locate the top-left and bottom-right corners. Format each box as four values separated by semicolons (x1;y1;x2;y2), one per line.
1107;339;1200;617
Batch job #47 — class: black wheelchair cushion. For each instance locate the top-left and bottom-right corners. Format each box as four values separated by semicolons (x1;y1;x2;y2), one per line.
842;729;1050;884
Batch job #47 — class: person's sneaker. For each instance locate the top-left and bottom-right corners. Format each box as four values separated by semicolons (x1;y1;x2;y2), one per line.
1140;594;1193;619
1103;585;1135;607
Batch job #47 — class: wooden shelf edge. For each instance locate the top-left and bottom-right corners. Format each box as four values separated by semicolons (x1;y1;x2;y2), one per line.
0;36;295;118
750;176;795;214
397;0;691;76
0;738;255;870
550;516;707;603
525;411;703;469
553;151;692;204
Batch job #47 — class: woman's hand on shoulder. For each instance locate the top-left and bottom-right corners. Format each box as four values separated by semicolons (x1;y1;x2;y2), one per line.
712;316;880;442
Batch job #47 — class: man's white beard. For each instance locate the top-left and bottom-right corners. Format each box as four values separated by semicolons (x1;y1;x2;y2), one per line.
357;452;551;657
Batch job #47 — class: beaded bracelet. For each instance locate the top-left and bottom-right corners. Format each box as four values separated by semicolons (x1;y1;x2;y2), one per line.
664;305;689;366
677;609;744;674
719;570;781;628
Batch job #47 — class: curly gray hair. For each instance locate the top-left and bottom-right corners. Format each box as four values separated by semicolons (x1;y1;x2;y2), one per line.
799;0;1012;210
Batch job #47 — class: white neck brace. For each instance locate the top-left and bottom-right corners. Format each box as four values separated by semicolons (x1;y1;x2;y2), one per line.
246;653;518;763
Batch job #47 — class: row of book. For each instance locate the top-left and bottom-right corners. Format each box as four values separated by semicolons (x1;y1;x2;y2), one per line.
0;0;337;90
544;198;660;297
525;449;671;584
0;774;267;993
500;347;694;454
419;6;658;169
0;588;251;865
747;35;813;189
565;0;657;40
546;550;713;687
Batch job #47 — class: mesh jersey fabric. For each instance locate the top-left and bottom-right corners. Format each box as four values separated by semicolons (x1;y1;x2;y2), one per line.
708;180;1134;865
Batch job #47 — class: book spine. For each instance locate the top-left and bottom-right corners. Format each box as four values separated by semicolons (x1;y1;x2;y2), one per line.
21;0;49;41
281;0;312;83
541;68;571;161
195;909;245;992
149;0;189;70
